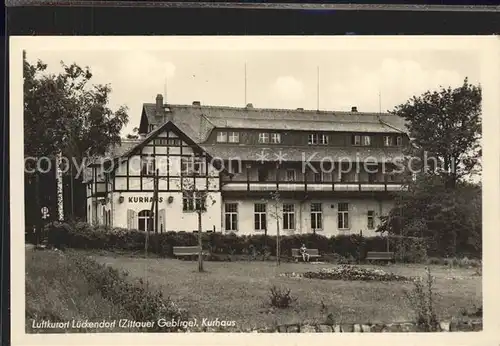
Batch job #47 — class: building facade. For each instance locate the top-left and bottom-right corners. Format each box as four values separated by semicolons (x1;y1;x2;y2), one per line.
85;95;408;237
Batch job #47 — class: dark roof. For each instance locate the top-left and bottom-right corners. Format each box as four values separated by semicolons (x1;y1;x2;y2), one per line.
201;144;405;163
142;103;408;142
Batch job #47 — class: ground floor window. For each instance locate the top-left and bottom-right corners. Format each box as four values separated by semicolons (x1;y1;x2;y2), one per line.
254;203;267;231
283;203;295;230
138;209;154;232
310;203;323;230
338;203;349;229
367;210;375;229
225;203;238;231
183;193;206;212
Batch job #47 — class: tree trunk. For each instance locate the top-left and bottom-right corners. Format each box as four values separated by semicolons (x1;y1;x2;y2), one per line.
35;170;41;245
198;211;203;272
276;218;280;266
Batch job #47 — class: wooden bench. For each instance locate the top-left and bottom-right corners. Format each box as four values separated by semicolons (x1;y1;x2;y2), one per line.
291;248;321;262
173;246;208;260
365;251;394;263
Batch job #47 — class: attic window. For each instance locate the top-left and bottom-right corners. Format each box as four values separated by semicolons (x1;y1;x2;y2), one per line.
396;136;403;146
148;124;154;132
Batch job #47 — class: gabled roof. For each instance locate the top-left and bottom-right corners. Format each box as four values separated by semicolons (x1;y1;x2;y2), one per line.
89;121;230;176
141;103;408;142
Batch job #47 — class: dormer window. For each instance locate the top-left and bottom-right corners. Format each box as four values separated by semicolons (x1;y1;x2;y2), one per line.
383;136;393;147
228;132;240;143
363;135;371;146
320;134;329;145
352;135;371;146
148;124;154;132
308;134;318;145
217;131;228;143
271;133;281;144
259;133;270;144
396;136;403;146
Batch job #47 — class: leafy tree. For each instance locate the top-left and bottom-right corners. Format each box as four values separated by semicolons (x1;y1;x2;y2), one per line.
24;51;129;220
392;78;481;188
24;51;129;168
378;175;482;258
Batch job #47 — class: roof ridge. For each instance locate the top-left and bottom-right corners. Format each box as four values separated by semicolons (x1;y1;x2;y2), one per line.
144;102;392;116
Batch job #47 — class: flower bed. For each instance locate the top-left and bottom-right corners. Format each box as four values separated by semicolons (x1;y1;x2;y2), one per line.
280;265;411;282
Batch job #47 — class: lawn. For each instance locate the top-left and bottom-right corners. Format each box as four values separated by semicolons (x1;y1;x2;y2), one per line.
89;252;482;330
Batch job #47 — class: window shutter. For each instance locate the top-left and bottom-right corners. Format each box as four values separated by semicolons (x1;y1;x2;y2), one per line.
159;209;166;233
127;209;137;230
127;209;132;229
131;210;137;229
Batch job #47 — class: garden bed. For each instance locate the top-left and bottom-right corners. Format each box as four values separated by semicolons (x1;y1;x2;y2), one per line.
280;265;411;282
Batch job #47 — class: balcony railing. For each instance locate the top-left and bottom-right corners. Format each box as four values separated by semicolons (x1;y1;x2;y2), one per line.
221;181;405;192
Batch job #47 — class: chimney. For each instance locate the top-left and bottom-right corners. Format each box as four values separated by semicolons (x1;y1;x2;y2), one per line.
192;101;201;106
351;106;358;112
296;108;304;111
156;94;163;114
246;103;253;108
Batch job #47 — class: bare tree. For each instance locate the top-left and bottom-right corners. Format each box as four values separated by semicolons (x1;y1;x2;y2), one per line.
268;190;282;266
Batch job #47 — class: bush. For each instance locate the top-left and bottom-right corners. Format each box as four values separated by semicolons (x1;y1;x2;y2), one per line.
404;268;439;332
268;286;297;309
42;221;478;262
70;251;188;331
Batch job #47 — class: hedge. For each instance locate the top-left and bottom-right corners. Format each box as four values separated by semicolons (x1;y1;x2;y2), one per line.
42;221;480;262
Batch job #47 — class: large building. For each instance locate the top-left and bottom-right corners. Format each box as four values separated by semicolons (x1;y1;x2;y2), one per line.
85;94;409;237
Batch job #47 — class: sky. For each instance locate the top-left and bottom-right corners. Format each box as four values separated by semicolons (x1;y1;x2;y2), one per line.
25;39;481;137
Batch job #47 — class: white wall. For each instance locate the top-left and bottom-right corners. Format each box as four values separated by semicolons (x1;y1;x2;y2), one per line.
110;191;222;232
221;198;394;237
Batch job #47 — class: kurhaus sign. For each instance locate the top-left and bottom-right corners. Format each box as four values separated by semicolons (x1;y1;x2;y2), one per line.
128;196;164;203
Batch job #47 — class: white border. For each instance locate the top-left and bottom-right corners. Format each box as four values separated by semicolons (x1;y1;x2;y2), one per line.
10;36;500;346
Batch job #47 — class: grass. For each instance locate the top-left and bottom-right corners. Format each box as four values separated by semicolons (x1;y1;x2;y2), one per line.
26;249;137;333
88;251;482;330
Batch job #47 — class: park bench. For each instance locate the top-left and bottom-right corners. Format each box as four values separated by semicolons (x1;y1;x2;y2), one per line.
291;248;321;262
173;246;208;260
365;251;395;264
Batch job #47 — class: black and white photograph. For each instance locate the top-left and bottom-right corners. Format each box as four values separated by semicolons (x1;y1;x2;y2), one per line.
9;36;500;344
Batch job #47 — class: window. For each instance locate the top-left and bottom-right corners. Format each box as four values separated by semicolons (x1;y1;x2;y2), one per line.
183;193;206;212
311;203;323;230
228;160;241;174
368;172;377;183
340;172;349;182
320;134;329;145
181;157;205;175
396;136;403;146
271;133;281;144
363;135;371;146
254;203;267;231
228;132;240;143
313;172;322;182
283;204;295;230
141;157;155;175
217;131;227;143
383;136;393;147
258;133;269;143
225;203;238;231
352;135;361;146
338;203;349;229
138;210;154;231
308;134;319;145
285;169;296;182
367;210;375;230
148;124;154;132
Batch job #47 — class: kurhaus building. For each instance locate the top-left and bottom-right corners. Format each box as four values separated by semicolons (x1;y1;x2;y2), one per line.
85;94;408;237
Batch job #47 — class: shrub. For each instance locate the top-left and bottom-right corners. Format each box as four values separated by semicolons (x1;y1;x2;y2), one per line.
268;286;297;309
69;251;188;332
404;267;439;332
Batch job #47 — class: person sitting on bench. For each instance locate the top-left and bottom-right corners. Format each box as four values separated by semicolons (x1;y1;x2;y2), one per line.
300;244;310;262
